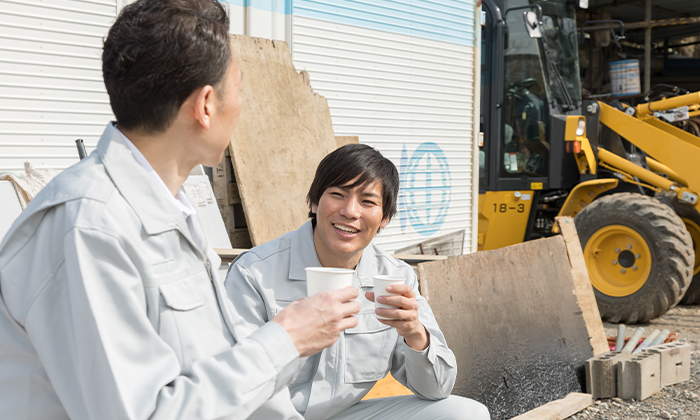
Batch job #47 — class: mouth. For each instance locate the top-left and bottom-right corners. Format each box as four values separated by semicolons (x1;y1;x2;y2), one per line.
333;223;360;234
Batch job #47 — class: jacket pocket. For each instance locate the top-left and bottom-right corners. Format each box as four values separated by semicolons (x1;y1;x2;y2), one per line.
159;277;204;311
158;272;232;368
344;311;397;383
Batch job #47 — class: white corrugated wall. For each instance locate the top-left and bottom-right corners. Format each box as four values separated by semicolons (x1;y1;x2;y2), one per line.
290;1;479;254
0;0;118;172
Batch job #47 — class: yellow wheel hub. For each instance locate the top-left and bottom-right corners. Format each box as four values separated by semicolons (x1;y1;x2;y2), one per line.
585;225;652;297
681;217;700;276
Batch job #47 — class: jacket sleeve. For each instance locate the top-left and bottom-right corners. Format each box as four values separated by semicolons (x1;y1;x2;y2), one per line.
390;268;457;400
223;261;305;420
22;227;299;420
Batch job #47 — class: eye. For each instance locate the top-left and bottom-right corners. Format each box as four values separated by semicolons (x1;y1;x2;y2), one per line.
330;191;344;198
363;199;378;206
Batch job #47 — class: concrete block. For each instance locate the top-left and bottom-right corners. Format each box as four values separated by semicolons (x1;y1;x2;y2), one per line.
646;342;691;386
585;351;633;399
617;352;661;401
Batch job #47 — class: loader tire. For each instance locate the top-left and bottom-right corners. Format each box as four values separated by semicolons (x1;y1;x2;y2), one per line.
667;193;700;304
575;193;693;323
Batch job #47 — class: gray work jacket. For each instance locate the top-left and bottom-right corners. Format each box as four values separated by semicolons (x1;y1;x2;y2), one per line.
225;221;457;420
0;123;299;420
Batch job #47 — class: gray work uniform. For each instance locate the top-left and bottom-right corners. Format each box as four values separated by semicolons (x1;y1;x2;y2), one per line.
225;221;484;420
0;123;299;420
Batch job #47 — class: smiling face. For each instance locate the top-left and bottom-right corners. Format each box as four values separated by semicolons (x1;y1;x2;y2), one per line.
311;179;390;269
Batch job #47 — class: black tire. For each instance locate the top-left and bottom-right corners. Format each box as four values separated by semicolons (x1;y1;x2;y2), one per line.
666;193;700;304
575;193;694;323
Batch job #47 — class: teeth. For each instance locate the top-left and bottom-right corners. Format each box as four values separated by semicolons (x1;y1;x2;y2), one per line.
334;224;358;233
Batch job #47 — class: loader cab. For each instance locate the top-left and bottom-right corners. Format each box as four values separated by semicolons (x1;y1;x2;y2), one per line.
480;0;583;194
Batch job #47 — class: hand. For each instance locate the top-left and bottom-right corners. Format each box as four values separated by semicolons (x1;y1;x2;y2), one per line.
272;286;360;357
365;284;429;351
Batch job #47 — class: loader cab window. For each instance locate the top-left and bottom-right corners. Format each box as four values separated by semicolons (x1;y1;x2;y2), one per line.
501;1;549;179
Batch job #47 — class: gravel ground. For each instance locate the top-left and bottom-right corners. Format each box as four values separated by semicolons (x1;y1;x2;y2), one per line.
568;303;700;420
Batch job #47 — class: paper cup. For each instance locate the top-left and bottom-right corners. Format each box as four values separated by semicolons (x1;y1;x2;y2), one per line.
373;275;405;320
305;267;355;297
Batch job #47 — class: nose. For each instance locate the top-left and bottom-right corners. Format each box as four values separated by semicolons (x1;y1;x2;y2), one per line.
339;195;361;219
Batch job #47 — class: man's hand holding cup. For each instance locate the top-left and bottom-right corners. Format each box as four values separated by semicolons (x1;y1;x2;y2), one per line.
365;275;430;351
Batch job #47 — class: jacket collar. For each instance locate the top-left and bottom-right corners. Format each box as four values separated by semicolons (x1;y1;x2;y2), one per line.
287;220;377;287
97;122;189;237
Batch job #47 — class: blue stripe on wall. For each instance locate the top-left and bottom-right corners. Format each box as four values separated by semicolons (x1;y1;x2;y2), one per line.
221;0;289;15
293;0;476;46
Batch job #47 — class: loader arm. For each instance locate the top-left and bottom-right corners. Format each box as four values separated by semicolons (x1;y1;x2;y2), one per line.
598;101;700;210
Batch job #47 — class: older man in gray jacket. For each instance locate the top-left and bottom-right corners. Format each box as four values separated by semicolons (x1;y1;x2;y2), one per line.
225;145;490;419
0;1;361;419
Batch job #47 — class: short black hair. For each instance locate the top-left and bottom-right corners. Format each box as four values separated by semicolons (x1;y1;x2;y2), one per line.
307;144;399;229
102;0;231;134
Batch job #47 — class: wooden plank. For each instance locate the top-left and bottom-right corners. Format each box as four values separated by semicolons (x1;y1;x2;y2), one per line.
228;36;337;246
394;230;465;257
214;248;250;263
417;236;594;420
227;183;241;205
335;136;359;148
392;254;448;262
213;149;238;243
230;227;252;249
556;216;609;356
511;393;592;420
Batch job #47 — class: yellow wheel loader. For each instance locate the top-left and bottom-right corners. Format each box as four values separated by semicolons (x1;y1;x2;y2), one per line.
479;0;699;323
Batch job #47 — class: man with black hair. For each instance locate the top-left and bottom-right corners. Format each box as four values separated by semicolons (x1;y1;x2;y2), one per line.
0;1;361;419
225;144;490;419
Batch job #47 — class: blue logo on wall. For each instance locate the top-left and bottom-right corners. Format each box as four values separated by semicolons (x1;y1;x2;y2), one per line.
399;142;451;236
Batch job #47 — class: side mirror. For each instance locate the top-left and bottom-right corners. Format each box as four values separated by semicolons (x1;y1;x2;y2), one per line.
523;11;542;39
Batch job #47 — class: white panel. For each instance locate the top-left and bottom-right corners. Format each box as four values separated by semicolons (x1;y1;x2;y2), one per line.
230;7;287;42
227;4;246;35
292;17;477;254
0;0;117;171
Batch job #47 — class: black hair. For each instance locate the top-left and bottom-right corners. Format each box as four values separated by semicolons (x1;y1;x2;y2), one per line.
307;144;399;230
102;0;231;134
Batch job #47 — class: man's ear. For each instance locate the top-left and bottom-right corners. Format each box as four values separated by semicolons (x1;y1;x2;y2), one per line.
192;85;215;131
379;217;390;229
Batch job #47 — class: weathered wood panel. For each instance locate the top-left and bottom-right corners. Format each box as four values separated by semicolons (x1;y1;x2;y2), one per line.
417;236;594;420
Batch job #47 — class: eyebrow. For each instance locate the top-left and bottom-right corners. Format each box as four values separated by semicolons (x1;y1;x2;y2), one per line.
335;185;381;200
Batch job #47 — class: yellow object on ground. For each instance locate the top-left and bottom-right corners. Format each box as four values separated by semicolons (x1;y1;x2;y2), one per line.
362;373;413;400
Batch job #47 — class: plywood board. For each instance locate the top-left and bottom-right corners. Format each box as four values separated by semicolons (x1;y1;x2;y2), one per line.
335;136;359;149
556;216;609;356
417;236;594;420
228;36;337;246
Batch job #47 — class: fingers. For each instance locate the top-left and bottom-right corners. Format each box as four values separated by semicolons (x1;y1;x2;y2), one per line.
364;291;375;302
338;300;361;317
374;307;415;322
375;294;417;310
331;285;360;301
386;284;415;298
336;314;359;331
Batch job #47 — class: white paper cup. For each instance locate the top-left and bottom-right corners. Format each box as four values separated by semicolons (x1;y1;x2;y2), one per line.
305;267;355;297
373;275;405;320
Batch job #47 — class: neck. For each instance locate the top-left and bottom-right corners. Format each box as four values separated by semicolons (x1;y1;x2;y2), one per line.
119;124;198;196
313;228;363;269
